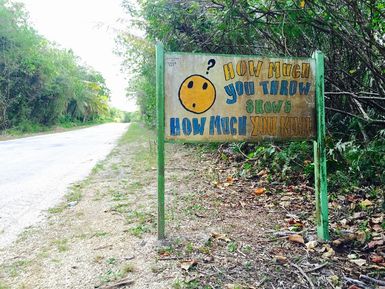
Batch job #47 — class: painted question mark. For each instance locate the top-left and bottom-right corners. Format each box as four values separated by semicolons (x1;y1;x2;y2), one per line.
206;59;216;74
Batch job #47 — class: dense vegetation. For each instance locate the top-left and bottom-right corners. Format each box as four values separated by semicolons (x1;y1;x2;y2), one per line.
0;0;113;133
118;0;384;194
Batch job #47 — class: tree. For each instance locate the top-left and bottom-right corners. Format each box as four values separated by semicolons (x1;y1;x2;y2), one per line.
118;0;385;138
0;0;112;131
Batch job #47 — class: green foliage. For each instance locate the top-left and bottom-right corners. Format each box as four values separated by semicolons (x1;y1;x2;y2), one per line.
117;0;385;193
116;30;155;127
328;130;385;191
0;1;111;132
118;0;384;130
233;141;312;181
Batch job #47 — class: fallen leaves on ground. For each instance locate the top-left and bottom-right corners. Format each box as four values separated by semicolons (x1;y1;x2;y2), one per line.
180;259;198;271
254;187;266;195
288;234;304;244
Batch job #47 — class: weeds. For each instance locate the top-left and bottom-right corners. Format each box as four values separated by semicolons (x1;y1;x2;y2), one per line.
53;239;69;252
1;259;30;278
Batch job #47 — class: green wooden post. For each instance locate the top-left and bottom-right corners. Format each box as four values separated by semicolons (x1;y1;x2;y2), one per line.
156;42;165;240
313;51;329;241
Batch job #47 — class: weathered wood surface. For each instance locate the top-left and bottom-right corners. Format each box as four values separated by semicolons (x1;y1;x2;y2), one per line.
164;52;316;142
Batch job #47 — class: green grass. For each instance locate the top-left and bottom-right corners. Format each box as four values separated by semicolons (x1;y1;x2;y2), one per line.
52;239;69;252
227;241;238;253
122;263;135;273
111;191;127;201
126;210;155;225
92;162;105;174
127;181;144;191
99;262;135;285
99;269;124;284
48;206;65;214
0;281;10;289
119;122;153;144
1;259;31;278
65;182;85;203
129;224;151;238
111;202;132;213
106;257;117;265
94;231;108;237
1;118;113;139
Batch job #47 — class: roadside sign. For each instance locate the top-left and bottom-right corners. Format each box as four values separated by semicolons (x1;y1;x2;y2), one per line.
164;53;316;142
156;43;328;241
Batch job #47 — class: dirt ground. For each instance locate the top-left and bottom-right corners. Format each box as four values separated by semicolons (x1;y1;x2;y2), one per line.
0;123;383;289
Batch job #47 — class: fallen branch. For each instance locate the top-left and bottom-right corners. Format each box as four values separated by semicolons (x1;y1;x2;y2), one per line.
157;256;185;261
273;229;307;237
100;278;134;289
304;185;315;191
326;107;385;124
304;262;329;273
360;274;385;286
289;262;315;289
343;276;372;289
254;236;288;243
325;91;384;101
255;276;268;287
237;248;246;257
93;244;113;250
213;266;235;281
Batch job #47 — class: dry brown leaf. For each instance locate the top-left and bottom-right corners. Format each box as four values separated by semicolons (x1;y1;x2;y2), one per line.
257;170;267;176
368;239;384;249
340;218;348;226
350;258;366;266
305;240;318;250
211;232;231;242
273;255;288;264
356;231;366;244
254;187;266;195
372;216;383;224
373;224;382;232
180;259;198;271
353;212;367;219
322;246;335;259
360;199;373;207
288;234;304;244
159;251;170;257
370;254;384;264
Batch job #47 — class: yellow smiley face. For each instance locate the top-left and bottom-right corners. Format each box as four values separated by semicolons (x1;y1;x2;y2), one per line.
178;74;216;114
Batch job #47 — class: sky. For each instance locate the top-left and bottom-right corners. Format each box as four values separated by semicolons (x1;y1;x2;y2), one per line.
19;0;138;112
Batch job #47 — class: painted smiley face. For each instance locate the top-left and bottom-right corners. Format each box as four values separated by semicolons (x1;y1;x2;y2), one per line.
178;74;216;114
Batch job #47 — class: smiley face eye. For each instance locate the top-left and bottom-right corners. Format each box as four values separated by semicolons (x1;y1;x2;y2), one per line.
202;82;208;90
187;81;194;88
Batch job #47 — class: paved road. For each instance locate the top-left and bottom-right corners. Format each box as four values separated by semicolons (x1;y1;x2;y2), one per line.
0;123;129;247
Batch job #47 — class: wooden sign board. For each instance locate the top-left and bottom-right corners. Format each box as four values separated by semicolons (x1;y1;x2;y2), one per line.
164;52;316;142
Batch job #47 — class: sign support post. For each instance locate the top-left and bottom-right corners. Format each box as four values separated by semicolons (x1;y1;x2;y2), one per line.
313;51;329;241
156;42;165;240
